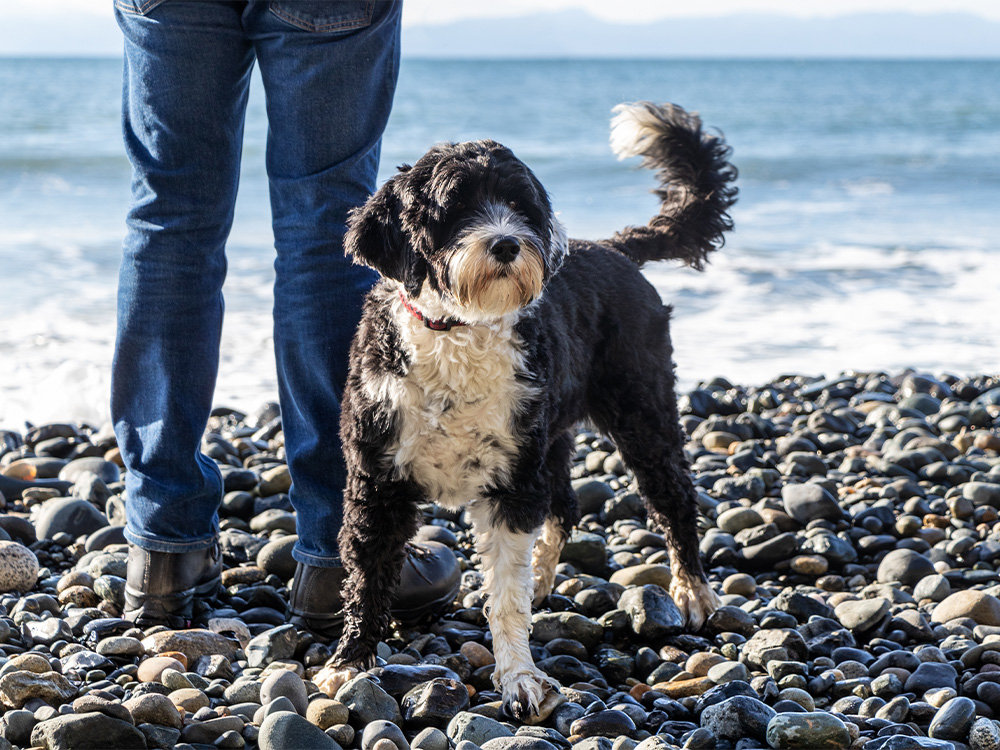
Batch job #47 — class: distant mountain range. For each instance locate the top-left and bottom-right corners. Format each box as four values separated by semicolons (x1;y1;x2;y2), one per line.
0;9;998;58
402;11;1000;59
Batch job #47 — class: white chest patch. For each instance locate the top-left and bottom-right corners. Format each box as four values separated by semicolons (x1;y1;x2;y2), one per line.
371;296;536;509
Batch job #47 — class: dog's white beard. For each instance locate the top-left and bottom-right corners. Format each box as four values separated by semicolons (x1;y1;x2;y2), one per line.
449;246;545;319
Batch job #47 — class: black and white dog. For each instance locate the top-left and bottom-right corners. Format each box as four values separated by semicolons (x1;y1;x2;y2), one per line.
316;103;738;718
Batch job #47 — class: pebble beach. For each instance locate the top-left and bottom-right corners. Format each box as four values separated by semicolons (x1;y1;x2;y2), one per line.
0;370;998;750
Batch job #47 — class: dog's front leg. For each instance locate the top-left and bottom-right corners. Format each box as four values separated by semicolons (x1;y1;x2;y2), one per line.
318;475;422;696
467;502;561;721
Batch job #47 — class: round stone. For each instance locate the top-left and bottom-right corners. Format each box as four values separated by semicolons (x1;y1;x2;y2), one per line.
402;678;471;725
700;695;776;742
361;719;409;750
447;712;514;746
932;591;1000;626
305;698;349;730
34;497;109;540
137;656;186;683
58;457;120;485
876;549;936;586
256;535;298;581
531;612;603;650
721;573;757;597
334;676;402;727
835;597;890;632
687;652;727;677
782;483;843;524
790;555;828;576
260;669;308;715
777;687;816;711
707;661;751;684
570;709;637;739
412;727;450;750
58;584;100;608
459;642;495;669
96;636;144;658
169;688;209;713
913;574;952;602
608;564;672;589
969;717;1000;750
259;711;339;750
0;542;39;593
905;662;958;695
123;692;183;729
716;508;764;534
928;696;977;741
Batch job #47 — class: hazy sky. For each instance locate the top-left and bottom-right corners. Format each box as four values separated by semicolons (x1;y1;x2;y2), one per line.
402;0;1000;24
4;0;1000;26
1;0;997;55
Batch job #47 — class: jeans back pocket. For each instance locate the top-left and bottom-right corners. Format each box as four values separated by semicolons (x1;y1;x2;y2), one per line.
269;1;374;33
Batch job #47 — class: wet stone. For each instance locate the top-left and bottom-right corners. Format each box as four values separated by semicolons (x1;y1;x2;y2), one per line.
370;664;465;698
765;711;851;749
927;696;977;741
402;678;471;726
447;712;515;745
905;662;959;695
699;695;776;742
569;709;636;739
618;584;684;641
335;676;403;727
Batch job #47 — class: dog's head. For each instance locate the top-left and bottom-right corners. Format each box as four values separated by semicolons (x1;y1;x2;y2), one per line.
345;140;567;323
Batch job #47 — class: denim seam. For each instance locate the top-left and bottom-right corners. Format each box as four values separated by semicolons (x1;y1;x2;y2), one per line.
292;547;342;568
124;528;218;553
268;1;374;33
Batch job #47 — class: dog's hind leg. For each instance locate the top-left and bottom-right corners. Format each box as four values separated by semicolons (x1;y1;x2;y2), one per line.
532;432;580;605
610;416;720;630
590;323;720;630
532;517;565;607
468;501;561;722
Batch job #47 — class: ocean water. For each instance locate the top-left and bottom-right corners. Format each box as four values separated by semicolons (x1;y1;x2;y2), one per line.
1;58;999;429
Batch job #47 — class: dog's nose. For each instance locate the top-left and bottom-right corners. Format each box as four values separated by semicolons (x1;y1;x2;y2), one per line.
490;237;521;264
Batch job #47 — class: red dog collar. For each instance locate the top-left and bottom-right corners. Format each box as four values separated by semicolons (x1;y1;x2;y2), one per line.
398;291;466;331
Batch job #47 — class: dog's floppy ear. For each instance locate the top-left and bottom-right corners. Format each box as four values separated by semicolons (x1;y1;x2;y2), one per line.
345;172;427;296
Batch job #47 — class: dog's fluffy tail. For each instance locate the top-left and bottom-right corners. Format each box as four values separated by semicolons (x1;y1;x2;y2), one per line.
607;102;738;270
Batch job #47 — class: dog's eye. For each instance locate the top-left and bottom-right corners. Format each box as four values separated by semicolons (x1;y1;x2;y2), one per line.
508;201;518;211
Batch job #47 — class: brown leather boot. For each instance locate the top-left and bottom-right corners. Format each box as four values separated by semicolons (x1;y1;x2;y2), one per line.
288;541;461;641
123;541;222;629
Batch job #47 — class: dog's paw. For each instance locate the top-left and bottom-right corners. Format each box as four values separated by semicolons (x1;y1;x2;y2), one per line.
499;670;564;723
313;665;360;698
670;573;722;632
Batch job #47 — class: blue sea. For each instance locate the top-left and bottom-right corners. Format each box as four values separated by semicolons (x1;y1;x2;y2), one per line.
1;58;999;428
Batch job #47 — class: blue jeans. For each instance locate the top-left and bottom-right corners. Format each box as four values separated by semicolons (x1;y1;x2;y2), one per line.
112;0;400;567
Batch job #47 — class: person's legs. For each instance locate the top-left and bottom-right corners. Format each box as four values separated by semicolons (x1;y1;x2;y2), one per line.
247;0;400;567
113;0;254;617
246;1;460;637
